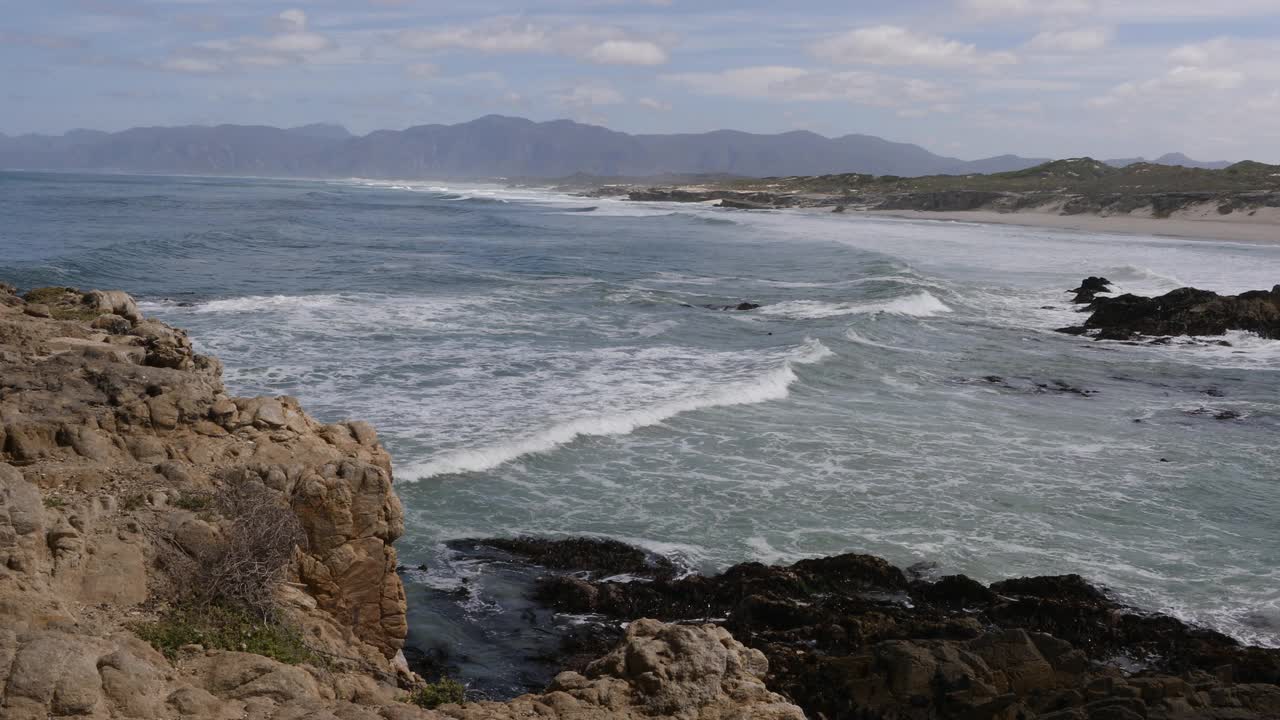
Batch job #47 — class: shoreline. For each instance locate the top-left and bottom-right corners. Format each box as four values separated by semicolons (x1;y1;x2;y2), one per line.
849;208;1280;245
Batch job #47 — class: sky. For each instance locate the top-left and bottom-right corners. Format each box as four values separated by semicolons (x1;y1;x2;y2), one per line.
4;0;1280;161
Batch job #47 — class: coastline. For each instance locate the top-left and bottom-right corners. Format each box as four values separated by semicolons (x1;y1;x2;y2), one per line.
846;207;1280;245
4;281;1279;718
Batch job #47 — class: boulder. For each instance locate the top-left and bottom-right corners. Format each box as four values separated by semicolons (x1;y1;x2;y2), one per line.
1084;285;1280;339
1069;276;1112;304
85;289;142;323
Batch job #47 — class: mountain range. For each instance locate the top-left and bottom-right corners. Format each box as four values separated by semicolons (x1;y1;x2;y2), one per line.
0;115;1232;179
1103;152;1233;170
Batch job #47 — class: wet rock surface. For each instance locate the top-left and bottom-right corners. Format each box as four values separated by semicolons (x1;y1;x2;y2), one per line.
468;536;1280;720
1056;278;1280;340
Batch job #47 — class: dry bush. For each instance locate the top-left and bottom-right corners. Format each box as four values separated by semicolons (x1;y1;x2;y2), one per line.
157;480;307;619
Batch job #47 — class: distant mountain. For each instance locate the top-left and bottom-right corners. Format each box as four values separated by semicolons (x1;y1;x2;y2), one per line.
0;115;1048;179
942;153;1052;176
1105;152;1233;170
288;123;353;141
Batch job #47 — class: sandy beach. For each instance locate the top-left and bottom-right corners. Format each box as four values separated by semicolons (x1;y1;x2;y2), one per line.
858;208;1280;244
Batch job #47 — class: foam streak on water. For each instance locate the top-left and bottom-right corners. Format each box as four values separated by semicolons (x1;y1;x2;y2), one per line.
2;170;1277;660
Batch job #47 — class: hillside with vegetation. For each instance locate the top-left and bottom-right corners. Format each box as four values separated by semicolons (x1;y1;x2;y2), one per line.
582;158;1280;219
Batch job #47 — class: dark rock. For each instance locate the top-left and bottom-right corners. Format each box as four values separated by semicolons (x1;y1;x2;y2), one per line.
915;574;996;609
1069;276;1113;304
702;302;761;312
1056;326;1090;336
832;204;847;213
1082;285;1280;339
495;536;1280;719
452;536;677;580
1072;277;1113;294
1095;327;1137;341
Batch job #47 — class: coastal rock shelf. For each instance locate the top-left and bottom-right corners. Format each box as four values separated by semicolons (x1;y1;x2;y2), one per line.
455;537;1280;719
1055;277;1280;341
0;283;807;720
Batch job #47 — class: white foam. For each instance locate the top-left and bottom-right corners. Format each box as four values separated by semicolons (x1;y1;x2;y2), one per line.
400;340;833;479
190;293;350;314
844;329;930;354
760;291;952;320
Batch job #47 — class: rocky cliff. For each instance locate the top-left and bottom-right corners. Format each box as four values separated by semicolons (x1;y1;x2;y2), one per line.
0;283;806;719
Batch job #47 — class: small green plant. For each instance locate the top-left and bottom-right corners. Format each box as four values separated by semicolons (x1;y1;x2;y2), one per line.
132;605;316;665
405;679;466;709
43;496;66;509
173;493;212;512
21;286;102;321
123;493;148;511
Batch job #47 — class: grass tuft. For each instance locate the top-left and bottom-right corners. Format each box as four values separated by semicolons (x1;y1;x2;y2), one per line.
132;604;317;665
172;493;212;512
404;679;466;709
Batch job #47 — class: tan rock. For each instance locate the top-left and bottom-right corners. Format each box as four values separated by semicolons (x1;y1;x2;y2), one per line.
194;651;324;703
79;535;148;605
85;289;142;323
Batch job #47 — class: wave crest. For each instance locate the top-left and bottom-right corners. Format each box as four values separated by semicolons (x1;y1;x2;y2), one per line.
760;291;952;320
400;339;833;480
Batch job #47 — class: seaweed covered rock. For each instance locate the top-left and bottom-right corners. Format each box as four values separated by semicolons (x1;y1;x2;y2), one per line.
475;536;1280;719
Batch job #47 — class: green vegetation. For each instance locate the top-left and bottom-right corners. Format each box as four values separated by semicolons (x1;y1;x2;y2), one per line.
731;158;1280;196
132;605;317;664
42;496;66;509
404;679;466;709
172;493;212;512
122;493;148;511
21;286;101;321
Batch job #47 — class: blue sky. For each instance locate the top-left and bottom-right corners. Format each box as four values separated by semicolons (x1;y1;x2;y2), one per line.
5;0;1280;161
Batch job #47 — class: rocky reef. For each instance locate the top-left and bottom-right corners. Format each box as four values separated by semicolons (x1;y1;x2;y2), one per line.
0;283;805;719
463;537;1280;720
1055;278;1280;340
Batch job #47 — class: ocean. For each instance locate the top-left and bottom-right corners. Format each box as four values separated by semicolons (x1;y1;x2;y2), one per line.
3;170;1277;691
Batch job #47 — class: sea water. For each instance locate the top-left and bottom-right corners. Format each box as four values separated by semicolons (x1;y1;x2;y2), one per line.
3;170;1277;689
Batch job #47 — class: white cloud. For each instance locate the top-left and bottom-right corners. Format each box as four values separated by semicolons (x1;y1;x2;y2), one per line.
405;62;439;78
160;57;222;74
275;9;308;33
663;65;956;112
398;22;548;53
251;32;333;54
1091;65;1245;106
960;0;1093;18
587;39;667;66
397;18;669;66
812;26;1016;69
555;82;625;108
1027;27;1112;52
637;96;672;111
156;8;339;74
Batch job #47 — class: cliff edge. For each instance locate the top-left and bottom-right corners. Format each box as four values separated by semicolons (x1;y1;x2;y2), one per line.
0;283;805;720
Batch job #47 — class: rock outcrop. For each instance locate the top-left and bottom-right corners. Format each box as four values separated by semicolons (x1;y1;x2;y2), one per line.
1056;279;1280;340
1069;276;1112;304
440;620;804;720
474;537;1280;720
0;283;807;720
